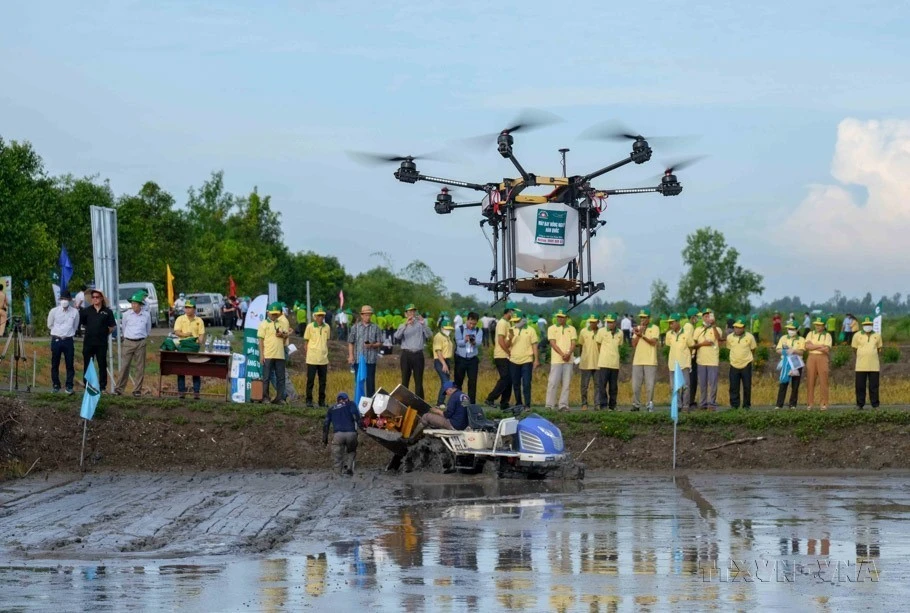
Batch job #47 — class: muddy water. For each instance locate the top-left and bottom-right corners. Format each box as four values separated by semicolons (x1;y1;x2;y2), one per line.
1;471;906;611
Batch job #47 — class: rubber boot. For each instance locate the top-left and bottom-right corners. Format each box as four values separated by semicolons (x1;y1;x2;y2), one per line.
404;422;426;444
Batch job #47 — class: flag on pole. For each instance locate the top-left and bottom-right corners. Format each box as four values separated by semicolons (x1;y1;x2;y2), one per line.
338;290;345;310
59;246;74;290
873;300;883;334
166;264;175;307
81;358;102;420
354;354;367;405
670;363;685;423
229;276;237;297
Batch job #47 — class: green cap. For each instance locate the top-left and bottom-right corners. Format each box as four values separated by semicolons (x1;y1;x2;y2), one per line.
587;313;599;323
813;317;825;325
667;313;679;322
604;313;616;323
510;309;524;322
862;316;873;325
686;307;699;318
313;304;326;315
441;318;454;329
733;317;746;328
638;308;651;318
268;302;283;314
554;308;567;318
129;292;145;304
184;299;196;309
404;304;416;312
505;301;518;311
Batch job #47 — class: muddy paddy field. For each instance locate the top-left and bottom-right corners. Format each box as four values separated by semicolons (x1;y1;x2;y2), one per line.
2;395;910;611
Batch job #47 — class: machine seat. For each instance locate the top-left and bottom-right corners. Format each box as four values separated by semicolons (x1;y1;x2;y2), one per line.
467;404;497;432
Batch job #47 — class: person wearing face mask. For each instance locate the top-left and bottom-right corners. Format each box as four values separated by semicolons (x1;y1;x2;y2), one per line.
508;310;540;409
432;318;455;406
47;290;80;394
726;318;758;410
852;316;883;410
805;317;833;410
775;321;806;409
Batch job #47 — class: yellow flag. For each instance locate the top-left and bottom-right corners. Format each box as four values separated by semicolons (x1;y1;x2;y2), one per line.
166;264;175;307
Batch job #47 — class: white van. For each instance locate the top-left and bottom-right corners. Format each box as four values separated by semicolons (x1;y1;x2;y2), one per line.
118;282;162;327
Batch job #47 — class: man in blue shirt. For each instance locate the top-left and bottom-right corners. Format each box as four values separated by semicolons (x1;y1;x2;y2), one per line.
453;311;483;404
322;392;361;476
418;382;468;431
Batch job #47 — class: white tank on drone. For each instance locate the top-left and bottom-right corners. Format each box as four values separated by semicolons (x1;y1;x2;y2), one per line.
514;203;579;275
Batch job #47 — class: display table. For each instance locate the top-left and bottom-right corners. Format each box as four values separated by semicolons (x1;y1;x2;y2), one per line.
158;351;232;400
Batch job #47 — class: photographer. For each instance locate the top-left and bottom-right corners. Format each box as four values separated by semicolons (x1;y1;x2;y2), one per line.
47;290;80;394
454;311;483;403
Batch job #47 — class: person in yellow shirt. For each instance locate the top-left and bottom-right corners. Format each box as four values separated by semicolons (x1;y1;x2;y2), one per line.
173;298;206;399
508;310;540;409
432;318;455;406
852;316;883;410
726;318;758;409
595;313;623;410
692;309;724;410
776;321;806;409
577;314;601;411
805;317;833;410
485;302;516;410
304;304;331;408
546;308;577;411
258;302;290;404
665;314;693;410
631;308;660;412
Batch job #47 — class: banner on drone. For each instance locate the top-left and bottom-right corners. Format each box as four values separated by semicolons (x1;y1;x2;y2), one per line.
515;204;579;274
231;294;268;403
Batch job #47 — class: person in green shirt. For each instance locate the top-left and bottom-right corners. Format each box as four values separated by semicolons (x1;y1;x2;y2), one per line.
826;314;838;341
751;314;761;343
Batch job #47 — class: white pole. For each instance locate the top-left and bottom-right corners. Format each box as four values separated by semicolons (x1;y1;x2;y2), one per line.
306;281;311;326
80;419;88;469
672;421;678;470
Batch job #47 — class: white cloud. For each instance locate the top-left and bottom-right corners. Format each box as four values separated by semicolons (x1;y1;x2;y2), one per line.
782;118;910;275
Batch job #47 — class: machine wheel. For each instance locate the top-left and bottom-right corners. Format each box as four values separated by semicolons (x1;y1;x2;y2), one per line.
401;438;456;474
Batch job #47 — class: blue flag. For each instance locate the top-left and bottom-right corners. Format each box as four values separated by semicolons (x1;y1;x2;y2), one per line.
81;358;101;420
779;346;792;384
354;354;368;405
670;363;686;423
59;246;74;290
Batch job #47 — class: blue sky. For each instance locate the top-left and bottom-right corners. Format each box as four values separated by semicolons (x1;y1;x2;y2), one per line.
3;1;909;305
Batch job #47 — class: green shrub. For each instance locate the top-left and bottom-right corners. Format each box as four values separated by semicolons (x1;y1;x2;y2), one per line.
754;346;769;369
661;345;671;360
882;346;901;364
719;347;730;362
832;346;852;368
619;343;630;364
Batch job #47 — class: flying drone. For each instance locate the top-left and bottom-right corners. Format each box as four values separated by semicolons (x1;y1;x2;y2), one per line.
353;112;700;309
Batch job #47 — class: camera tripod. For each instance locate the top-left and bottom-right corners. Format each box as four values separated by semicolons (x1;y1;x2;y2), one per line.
0;318;29;391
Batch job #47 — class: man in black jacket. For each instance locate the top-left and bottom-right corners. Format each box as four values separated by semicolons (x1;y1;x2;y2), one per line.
323;392;361;476
81;288;116;392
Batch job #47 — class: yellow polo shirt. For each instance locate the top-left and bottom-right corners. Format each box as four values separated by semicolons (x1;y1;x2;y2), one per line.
852;332;882;372
665;329;692;371
578;327;600;370
693;326;723;366
494;317;512;360
594;328;623;369
174;315;205;339
303;322;330;365
806;331;832;356
547;324;578;365
726;332;757;369
258;318;289;360
776;335;806;356
432;332;454;360
632;324;660;366
509;327;539;365
683;321;695;341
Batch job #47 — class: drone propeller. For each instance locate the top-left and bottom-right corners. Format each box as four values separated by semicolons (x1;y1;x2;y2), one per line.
346;150;448;166
660;155;707;175
461;109;563;149
579;121;696;145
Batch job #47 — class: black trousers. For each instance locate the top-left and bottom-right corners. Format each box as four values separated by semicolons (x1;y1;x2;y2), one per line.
486;357;512;408
83;341;109;391
596;367;619;409
262;358;286;402
400;349;425;399
729;363;753;409
50;336;75;390
855;371;880;408
689;354;699;407
776;375;801;408
306;363;327;405
454;355;479;403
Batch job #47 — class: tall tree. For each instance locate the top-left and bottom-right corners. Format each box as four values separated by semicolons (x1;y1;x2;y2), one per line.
649;278;672;315
676;227;764;315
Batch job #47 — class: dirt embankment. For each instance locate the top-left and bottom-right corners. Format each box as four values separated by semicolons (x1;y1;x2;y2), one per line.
2;396;909;476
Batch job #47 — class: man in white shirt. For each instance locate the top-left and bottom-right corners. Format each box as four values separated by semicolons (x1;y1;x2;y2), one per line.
115;292;153;396
47;290;80;394
620;314;633;344
335;308;349;341
174;293;186;315
454;311;464;328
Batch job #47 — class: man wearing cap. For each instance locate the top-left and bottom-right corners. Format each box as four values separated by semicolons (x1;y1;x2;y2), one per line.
394;304;433;399
805;317;833;410
47;290;80;394
348;305;383;397
726;318;758;409
631;308;661;412
595;313;623;410
577;314;601;411
776;321;806;409
508;310;540;409
173;298;205;399
546;309;578;411
852;316;883;410
304;304;331;407
259;302;291;404
692;310;724;410
114;292;152;396
80;288;116;393
485;303;515;409
433;318;455;406
684;307;700;408
665;314;693;410
454;311;483;403
413;382;469;437
322;392;361;476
